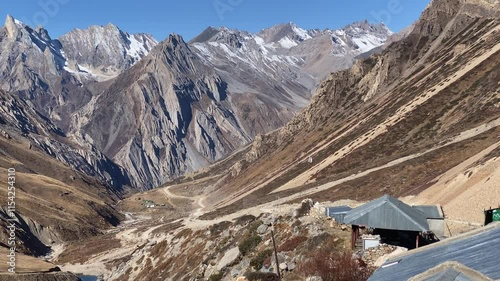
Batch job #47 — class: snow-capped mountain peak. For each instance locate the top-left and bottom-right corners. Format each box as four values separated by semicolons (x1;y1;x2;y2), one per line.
257;22;314;48
58;24;158;80
333;20;393;53
2;15;66;73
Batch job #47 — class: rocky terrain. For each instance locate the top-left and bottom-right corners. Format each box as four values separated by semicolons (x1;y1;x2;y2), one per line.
0;15;391;190
83;0;498;276
1;0;498;280
171;0;500;227
74;21;392;189
0;11;392;279
0;104;125;258
57;197;372;281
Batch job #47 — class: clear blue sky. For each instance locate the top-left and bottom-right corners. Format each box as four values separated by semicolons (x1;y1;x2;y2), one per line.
1;0;430;41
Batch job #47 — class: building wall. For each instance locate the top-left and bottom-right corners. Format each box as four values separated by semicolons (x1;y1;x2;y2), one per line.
428;219;444;237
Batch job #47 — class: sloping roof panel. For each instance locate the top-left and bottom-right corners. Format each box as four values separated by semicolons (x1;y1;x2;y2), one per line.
369;223;500;281
424;268;481;281
414;205;443;219
343;195;430;232
326;206;353;223
326;206;352;214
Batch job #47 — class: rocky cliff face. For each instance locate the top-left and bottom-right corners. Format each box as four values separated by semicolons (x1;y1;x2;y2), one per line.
0;90;130;189
0;15;391;190
75;35;242;189
73;22;392;189
0;89;125;257
0;15;69;118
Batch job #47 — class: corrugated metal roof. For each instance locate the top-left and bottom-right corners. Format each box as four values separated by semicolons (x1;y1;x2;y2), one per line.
423;268;484;281
326;206;352;214
412;262;494;281
343;195;430;232
414;205;443;219
326;206;352;223
369;223;500;281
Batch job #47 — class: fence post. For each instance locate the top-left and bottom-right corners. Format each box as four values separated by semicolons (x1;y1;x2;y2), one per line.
271;229;281;280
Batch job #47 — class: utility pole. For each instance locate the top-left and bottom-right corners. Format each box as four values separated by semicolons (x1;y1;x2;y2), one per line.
271;229;281;280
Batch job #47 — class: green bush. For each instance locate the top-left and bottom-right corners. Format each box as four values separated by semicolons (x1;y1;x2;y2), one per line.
250;249;273;270
208;271;224;281
239;235;262;256
297;251;374;281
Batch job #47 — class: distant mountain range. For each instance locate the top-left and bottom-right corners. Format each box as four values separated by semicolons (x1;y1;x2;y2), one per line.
1;0;499;277
0;16;392;190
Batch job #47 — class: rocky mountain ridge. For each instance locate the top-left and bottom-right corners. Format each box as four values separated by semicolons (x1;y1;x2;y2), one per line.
0;89;125;258
2;0;499;280
0;15;392;257
79;21;392;189
0;15;393;190
59;23;158;81
161;0;500;226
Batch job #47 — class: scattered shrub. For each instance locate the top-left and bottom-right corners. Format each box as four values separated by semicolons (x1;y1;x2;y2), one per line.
296;251;373;281
291;219;302;228
278;236;308;252
239;234;262;256
219;236;230;247
150;240;168;257
250;249;273;270
209;221;233;236
235;214;256;226
296;199;314;218
208;271;224;281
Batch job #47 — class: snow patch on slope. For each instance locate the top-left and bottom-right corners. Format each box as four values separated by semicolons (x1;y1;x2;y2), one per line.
127;35;156;61
279;37;298;49
352;33;386;53
291;25;312;40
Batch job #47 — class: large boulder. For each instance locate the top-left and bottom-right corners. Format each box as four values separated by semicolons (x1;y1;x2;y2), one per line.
257;224;269;234
216;247;240;271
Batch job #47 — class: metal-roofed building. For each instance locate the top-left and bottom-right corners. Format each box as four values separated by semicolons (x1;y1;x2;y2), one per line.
413;205;445;238
369;223;500;281
343;195;430;232
413;205;443;219
325;206;352;223
343;195;443;249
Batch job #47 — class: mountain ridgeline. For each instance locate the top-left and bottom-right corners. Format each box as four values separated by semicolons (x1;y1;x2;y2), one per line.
0;0;498;278
0;16;392;190
180;0;500;221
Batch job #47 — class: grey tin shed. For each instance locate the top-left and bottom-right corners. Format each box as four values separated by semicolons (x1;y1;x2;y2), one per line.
343;195;430;232
326;206;352;223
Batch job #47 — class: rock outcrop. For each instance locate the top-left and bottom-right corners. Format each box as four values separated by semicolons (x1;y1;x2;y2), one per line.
0;15;391;190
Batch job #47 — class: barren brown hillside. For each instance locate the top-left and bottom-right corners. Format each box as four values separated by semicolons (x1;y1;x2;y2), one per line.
157;0;500;224
35;0;500;280
0;105;124;256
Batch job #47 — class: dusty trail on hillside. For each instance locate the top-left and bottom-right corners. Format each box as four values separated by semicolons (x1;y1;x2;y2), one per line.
214;24;500;209
55;114;500;279
185;118;500;227
409;141;500;224
59;212;150;277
